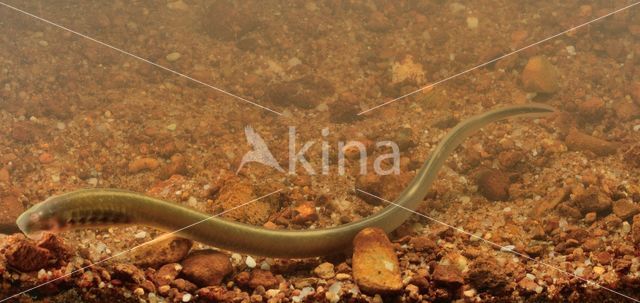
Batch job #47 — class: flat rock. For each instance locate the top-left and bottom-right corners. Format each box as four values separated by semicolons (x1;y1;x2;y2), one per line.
180;249;232;287
432;264;464;286
352;227;402;294
113;263;146;284
129;235;192;268
154;263;182;286
530;187;568;218
572;186;612;215
3;236;54;271
612;199;640;221
565;128;619;156
248;269;279;289
521;56;560;94
475;168;510;201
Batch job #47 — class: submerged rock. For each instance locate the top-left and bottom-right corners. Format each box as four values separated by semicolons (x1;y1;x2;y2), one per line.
180;250;232;287
521;56;560;94
129;235;192;268
352;227;402;294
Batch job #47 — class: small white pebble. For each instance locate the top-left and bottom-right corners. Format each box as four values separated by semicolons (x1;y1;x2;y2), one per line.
245;256;256;268
633;124;640;132
166;52;181;62
38;40;48;47
566;45;576;56
182;293;192;302
56;122;66;130
167;123;177;131
260;261;270;270
134;231;147;239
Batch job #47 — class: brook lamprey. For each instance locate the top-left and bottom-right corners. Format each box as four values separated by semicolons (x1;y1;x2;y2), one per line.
16;103;555;258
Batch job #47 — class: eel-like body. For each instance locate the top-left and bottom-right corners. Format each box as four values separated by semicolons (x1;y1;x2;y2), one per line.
16;103;555;258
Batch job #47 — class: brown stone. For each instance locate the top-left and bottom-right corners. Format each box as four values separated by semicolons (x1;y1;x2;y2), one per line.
313;262;335;279
36;233;71;260
129;235;192;268
467;257;509;295
154;263;182;286
248;269;279;289
572;187;612;215
409;235;437;252
128;157;160;173
352;227;403;294
112;263;146;284
432;264;464;286
476;168;510;201
171;278;198;292
530;187;568;218
196;286;228;301
612;199;640;221
291;201;318;224
180;250;232;287
4;237;54;271
613;100;640;121
577;97;605;120
38;152;55;164
521;56;560;93
565;128;619;156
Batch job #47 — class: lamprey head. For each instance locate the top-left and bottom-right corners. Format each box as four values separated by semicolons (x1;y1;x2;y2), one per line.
16;201;62;240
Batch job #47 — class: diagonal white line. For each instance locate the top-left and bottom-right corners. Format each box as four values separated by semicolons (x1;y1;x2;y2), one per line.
358;1;640;115
0;1;282;116
0;189;282;302
355;188;640;303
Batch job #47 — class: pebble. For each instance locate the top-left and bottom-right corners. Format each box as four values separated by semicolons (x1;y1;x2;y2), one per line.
572;186;612;215
248;269;279;289
166;52;181;62
129;236;192;268
521;56;560;94
613;100;640;121
612;199;640;221
245;256;256;268
577;97;605;120
3;236;54;271
432;264;464;286
292;201;318;224
113;263;146;284
128;158;160;173
154;263;182;286
38;152;55;164
180;250;232;287
475;168;511;201
134;231;147;239
313;262;335;279
565;128;619;156
352;228;403;294
166;123;177;131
